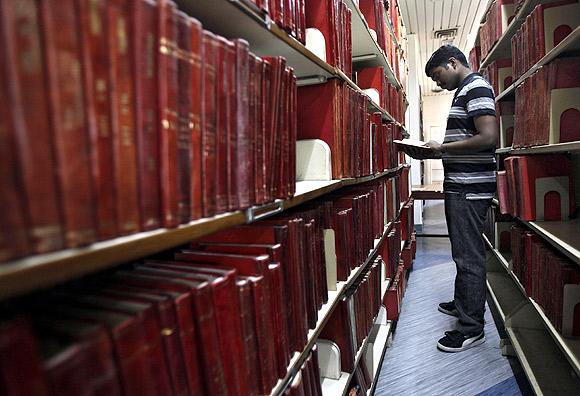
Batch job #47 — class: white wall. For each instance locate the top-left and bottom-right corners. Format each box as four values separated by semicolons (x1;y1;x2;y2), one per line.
421;93;454;183
405;34;423;226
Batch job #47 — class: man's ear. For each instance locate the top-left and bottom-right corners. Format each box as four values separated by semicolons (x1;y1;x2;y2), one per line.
448;57;458;69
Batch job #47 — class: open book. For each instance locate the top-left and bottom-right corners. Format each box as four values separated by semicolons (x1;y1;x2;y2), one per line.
393;139;435;157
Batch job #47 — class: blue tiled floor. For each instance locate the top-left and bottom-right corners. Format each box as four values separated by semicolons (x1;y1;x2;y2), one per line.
374;201;525;396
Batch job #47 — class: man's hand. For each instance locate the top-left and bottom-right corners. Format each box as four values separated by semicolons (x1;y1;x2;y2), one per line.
400;143;439;160
425;140;444;158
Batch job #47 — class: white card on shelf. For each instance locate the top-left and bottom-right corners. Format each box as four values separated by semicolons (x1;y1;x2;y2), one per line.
296;139;333;181
324;229;338;292
562;284;580;337
316;339;342;380
305;28;327;63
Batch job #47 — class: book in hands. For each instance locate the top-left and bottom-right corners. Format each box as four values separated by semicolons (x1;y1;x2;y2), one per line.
393;139;435;158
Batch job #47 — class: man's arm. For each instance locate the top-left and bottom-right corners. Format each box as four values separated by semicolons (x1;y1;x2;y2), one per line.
426;115;498;155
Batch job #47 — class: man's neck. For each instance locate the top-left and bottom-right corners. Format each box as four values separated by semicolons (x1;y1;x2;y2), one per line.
457;67;473;85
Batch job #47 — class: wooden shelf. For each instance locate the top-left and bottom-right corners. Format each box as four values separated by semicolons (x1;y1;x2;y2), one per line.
0;167;403;301
411;183;444;200
524;219;580;266
479;0;556;70
495;25;580;102
271;219;398;395
484;235;580;379
496;141;580;155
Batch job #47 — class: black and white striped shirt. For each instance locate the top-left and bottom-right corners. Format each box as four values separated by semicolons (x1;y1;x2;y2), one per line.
442;72;496;200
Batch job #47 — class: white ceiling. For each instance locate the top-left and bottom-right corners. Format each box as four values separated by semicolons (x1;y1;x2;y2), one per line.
398;0;491;96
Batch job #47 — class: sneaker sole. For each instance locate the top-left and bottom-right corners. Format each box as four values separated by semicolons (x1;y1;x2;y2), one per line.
438;306;459;317
437;334;485;353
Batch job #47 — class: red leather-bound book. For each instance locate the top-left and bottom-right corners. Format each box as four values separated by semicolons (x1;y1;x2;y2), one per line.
1;0;64;252
66;292;174;395
34;317;121;395
190;17;204;220
236;278;261;396
176;12;193;223
191;242;290;375
345;5;352;77
158;0;180;227
270;0;285;27
234;39;254;208
132;0;162;231
284;0;295;36
0;317;49;395
0;30;30;262
275;67;291;199
90;286;190;396
32;303;155;396
141;263;248;395
106;271;206;395
253;55;267;205
226;41;240;211
108;0;140;235
215;36;231;213
40;0;96;247
202;30;218;217
289;74;298;197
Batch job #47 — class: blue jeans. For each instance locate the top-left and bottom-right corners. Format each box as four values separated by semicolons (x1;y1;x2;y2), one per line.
444;191;491;336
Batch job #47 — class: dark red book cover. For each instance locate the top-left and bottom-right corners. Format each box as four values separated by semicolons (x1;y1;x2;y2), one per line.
34;317;121;395
40;0;96;247
108;0;140;235
0;24;30;262
1;0;64;252
138;263;247;395
90;286;189;396
253;55;267;205
33;303;156;396
202;30;218;217
132;0;162;231
234;39;254;208
289;74;298;197
176;12;193;224
215;36;231;213
236;278;261;395
190;17;204;220
305;0;337;66
275;66;290;199
158;0;180;227
226;40;240;211
106;272;206;395
0;317;49;395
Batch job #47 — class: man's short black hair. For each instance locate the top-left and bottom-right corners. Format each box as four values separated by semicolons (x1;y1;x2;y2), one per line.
425;45;470;77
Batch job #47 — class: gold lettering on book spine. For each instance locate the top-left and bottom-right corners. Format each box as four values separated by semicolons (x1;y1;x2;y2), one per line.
118;17;128;54
89;0;102;35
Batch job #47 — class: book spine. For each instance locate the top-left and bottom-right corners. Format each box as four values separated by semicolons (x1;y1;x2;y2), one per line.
215;37;231;213
190;18;204;220
177;12;193;224
202;31;218;217
226;41;240;211
78;0;117;240
235;39;253;209
109;0;140;235
41;0;96;248
133;0;162;231
2;0;64;252
158;0;180;227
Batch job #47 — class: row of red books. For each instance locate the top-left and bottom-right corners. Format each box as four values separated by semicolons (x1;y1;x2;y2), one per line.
469;46;482;71
357;66;407;124
510;225;580;336
512;57;580;148
497;154;576;221
0;178;408;396
0;0;299;263
481;58;513;95
305;0;353;77
378;222;402;281
400;199;415;245
511;1;580;79
297;79;402;179
480;0;516;60
384;260;408;320
249;0;307;44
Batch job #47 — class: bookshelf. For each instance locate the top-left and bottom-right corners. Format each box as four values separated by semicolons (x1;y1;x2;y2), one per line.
484;235;580;380
479;0;560;70
0;166;403;301
496;141;580;155
495;25;580;102
524;220;580;266
273;216;399;395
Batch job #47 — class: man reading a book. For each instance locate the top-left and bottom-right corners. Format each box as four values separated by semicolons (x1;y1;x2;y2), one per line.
402;45;498;353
